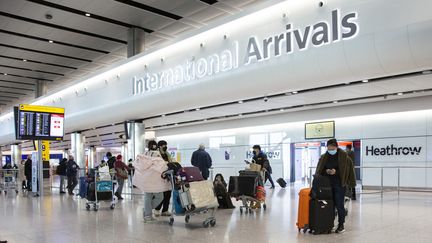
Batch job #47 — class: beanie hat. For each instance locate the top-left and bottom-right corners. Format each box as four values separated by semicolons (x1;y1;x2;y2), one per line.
326;138;338;147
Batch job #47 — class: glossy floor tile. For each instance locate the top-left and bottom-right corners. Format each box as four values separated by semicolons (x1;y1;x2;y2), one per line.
1;185;432;243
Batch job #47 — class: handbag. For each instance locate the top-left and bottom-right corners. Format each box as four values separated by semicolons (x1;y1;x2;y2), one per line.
250;163;262;172
116;167;128;179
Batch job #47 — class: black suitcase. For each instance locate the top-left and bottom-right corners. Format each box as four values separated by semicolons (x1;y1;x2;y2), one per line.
238;170;261;177
309;199;335;234
311;175;333;200
229;176;257;197
276;178;287;188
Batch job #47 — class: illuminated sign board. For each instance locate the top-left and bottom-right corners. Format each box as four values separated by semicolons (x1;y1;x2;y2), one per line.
305;121;335;140
14;104;65;141
133;9;359;95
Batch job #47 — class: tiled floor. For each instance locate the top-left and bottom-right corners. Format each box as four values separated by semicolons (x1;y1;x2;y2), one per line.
1;185;432;243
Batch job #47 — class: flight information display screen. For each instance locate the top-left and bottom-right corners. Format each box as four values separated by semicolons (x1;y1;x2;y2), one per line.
14;104;65;141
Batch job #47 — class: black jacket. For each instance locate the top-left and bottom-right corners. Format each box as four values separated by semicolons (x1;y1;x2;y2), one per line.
24;159;32;179
191;149;212;179
57;160;68;176
107;157;116;169
252;151;272;174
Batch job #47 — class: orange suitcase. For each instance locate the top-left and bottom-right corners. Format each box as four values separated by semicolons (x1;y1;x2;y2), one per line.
296;188;311;233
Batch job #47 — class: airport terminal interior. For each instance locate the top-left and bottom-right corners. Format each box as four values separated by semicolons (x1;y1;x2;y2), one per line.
1;0;432;242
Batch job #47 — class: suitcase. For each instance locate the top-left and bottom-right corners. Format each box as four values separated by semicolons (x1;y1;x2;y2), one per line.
229;175;260;197
178;167;204;182
186;180;218;210
173;190;186;214
277;178;287;188
296;188;311;232
79;177;88;198
311;175;333;200
239;170;261;177
309;199;335;234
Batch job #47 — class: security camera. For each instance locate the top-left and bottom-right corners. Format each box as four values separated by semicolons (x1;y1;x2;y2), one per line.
45;14;53;20
318;1;324;7
264;97;269;102
119;134;124;139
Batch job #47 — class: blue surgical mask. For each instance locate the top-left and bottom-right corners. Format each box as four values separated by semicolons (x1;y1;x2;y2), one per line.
328;149;337;155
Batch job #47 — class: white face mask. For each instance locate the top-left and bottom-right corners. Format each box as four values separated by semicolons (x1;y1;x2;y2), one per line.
328;149;337;155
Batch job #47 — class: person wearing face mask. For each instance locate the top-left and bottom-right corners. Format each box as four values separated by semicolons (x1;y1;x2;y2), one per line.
315;138;356;234
252;145;275;189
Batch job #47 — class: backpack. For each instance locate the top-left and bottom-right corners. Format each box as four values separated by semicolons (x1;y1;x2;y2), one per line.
311;175;333;200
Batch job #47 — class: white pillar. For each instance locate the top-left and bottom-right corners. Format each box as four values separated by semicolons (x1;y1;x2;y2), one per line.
11;144;22;166
88;146;96;168
71;132;85;168
127;121;145;160
121;143;128;162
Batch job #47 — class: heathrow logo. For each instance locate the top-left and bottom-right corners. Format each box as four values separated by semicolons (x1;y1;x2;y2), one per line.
132;9;359;95
365;145;423;156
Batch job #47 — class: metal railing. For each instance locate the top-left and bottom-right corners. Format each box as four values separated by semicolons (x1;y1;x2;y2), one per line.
309;166;432;197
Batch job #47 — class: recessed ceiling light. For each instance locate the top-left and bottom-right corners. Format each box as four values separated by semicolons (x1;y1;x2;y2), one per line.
239;114;243;117
333;101;338;104
362;79;369;83
195;108;200;111
280;109;285;111
345;82;350;85
238;100;243;104
161;114;166;117
3;73;7;75
23;59;27;62
48;40;54;43
292;91;298;94
203;119;208;121
174;123;178;126
85;13;91;17
397;92;403;96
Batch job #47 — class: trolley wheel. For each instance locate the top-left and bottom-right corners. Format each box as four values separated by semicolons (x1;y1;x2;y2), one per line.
303;228;308;234
185;215;190;223
110;204;115;210
210;219;216;227
94;205;99;211
86;204;91;211
169;218;174;226
263;204;267;210
203;221;210;228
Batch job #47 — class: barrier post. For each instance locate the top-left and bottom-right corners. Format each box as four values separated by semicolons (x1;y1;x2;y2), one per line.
381;167;384;197
397;167;400;196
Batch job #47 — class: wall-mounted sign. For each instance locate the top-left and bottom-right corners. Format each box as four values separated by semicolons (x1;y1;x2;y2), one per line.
362;137;426;162
133;9;359;95
305;121;335;140
246;150;281;160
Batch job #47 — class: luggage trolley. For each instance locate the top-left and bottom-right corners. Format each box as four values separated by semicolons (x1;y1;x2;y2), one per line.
229;170;267;214
0;169;19;195
85;170;116;211
164;170;217;228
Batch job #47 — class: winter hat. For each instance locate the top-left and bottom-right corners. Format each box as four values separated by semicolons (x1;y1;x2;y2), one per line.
326;138;338;147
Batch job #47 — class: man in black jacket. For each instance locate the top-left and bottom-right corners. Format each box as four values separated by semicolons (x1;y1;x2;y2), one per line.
191;144;213;180
252;145;275;189
106;152;116;170
24;157;32;191
66;155;79;195
57;158;68;194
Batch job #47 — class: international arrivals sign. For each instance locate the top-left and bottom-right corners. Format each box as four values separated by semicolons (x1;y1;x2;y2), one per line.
132;9;359;95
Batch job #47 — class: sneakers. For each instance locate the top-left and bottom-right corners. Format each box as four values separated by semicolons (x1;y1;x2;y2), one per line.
115;192;124;200
153;209;161;217
60;191;66;194
144;216;157;223
161;211;172;217
335;224;345;233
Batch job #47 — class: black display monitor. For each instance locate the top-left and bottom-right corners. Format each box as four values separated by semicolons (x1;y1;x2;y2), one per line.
14;104;65;141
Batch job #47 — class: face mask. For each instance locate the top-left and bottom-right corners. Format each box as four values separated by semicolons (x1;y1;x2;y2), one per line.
253;151;257;156
162;147;168;152
328;149;337;155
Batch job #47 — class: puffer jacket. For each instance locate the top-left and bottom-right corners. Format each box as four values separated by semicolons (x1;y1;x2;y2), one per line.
133;154;170;193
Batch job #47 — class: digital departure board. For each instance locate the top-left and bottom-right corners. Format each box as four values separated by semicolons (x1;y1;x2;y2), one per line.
14;104;65;141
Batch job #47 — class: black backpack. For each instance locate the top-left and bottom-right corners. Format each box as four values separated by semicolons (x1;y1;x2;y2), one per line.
311;175;333;200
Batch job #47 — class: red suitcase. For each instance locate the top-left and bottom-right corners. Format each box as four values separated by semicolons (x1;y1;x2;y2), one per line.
178;167;204;182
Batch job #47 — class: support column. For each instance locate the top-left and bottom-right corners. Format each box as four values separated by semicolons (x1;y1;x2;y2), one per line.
121;143;128;162
35;80;47;98
71;132;85;168
11;144;22;166
88;146;96;168
126;121;145;161
0;147;2;164
127;27;145;58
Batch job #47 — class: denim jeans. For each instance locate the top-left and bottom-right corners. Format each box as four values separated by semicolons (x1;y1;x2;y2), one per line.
143;192;164;218
332;185;346;224
116;178;125;196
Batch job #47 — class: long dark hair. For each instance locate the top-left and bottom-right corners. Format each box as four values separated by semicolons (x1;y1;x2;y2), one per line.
214;173;226;185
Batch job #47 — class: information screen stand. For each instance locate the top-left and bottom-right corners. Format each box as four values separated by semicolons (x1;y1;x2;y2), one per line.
31;140;44;197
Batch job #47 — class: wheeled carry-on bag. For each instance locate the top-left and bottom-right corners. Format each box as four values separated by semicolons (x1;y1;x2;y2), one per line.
237;176;258;197
79;177;88;198
296;188;311;233
228;176;240;197
178;167;204;182
311;175;333;200
277;178;287;188
309;199;335;234
184;180;218;210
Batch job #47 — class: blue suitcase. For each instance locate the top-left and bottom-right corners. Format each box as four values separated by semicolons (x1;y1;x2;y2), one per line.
173;190;185;214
